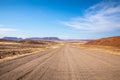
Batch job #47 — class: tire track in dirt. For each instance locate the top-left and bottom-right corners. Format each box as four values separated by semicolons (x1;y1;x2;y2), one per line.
0;44;120;80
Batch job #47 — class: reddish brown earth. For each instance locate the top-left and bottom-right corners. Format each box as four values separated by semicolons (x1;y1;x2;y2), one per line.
0;44;120;80
86;36;120;48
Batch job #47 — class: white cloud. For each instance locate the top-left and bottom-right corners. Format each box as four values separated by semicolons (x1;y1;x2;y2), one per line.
62;1;120;32
0;25;18;38
0;27;17;32
0;24;17;32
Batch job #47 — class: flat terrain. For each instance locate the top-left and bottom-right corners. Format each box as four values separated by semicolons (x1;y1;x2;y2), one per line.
0;44;120;80
0;40;59;59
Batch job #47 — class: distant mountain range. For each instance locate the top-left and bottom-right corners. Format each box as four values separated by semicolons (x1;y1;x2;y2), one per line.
2;37;60;41
26;37;60;40
3;37;23;41
2;37;92;41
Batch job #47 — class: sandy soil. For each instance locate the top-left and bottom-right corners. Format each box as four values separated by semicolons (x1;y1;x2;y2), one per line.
0;41;60;59
0;44;120;80
72;42;120;55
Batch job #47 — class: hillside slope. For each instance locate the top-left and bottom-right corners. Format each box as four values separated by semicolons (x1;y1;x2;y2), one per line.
86;36;120;48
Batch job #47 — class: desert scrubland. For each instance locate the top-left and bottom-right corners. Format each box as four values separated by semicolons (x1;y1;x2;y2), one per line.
0;39;61;60
71;36;120;55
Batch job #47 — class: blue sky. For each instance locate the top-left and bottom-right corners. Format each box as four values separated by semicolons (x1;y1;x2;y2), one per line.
0;0;120;39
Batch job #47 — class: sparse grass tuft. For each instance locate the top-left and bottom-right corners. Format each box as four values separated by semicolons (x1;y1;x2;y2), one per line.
0;40;60;59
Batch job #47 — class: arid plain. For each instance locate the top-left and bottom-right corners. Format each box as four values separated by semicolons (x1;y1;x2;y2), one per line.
0;36;120;80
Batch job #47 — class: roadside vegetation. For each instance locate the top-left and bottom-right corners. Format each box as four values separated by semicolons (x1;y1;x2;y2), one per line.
0;39;60;59
71;36;120;55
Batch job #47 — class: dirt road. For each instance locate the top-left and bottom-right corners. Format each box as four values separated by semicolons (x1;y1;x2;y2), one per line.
0;44;120;80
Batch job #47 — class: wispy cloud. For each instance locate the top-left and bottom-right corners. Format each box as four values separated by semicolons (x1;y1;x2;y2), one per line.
0;25;17;32
0;25;18;38
62;1;120;32
0;27;17;32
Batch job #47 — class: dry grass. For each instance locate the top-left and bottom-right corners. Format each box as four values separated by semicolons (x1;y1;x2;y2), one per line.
0;40;60;59
71;36;120;55
71;42;120;55
86;36;120;48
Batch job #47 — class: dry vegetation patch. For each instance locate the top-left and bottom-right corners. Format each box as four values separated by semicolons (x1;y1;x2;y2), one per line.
0;40;61;59
86;36;120;48
71;39;120;55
